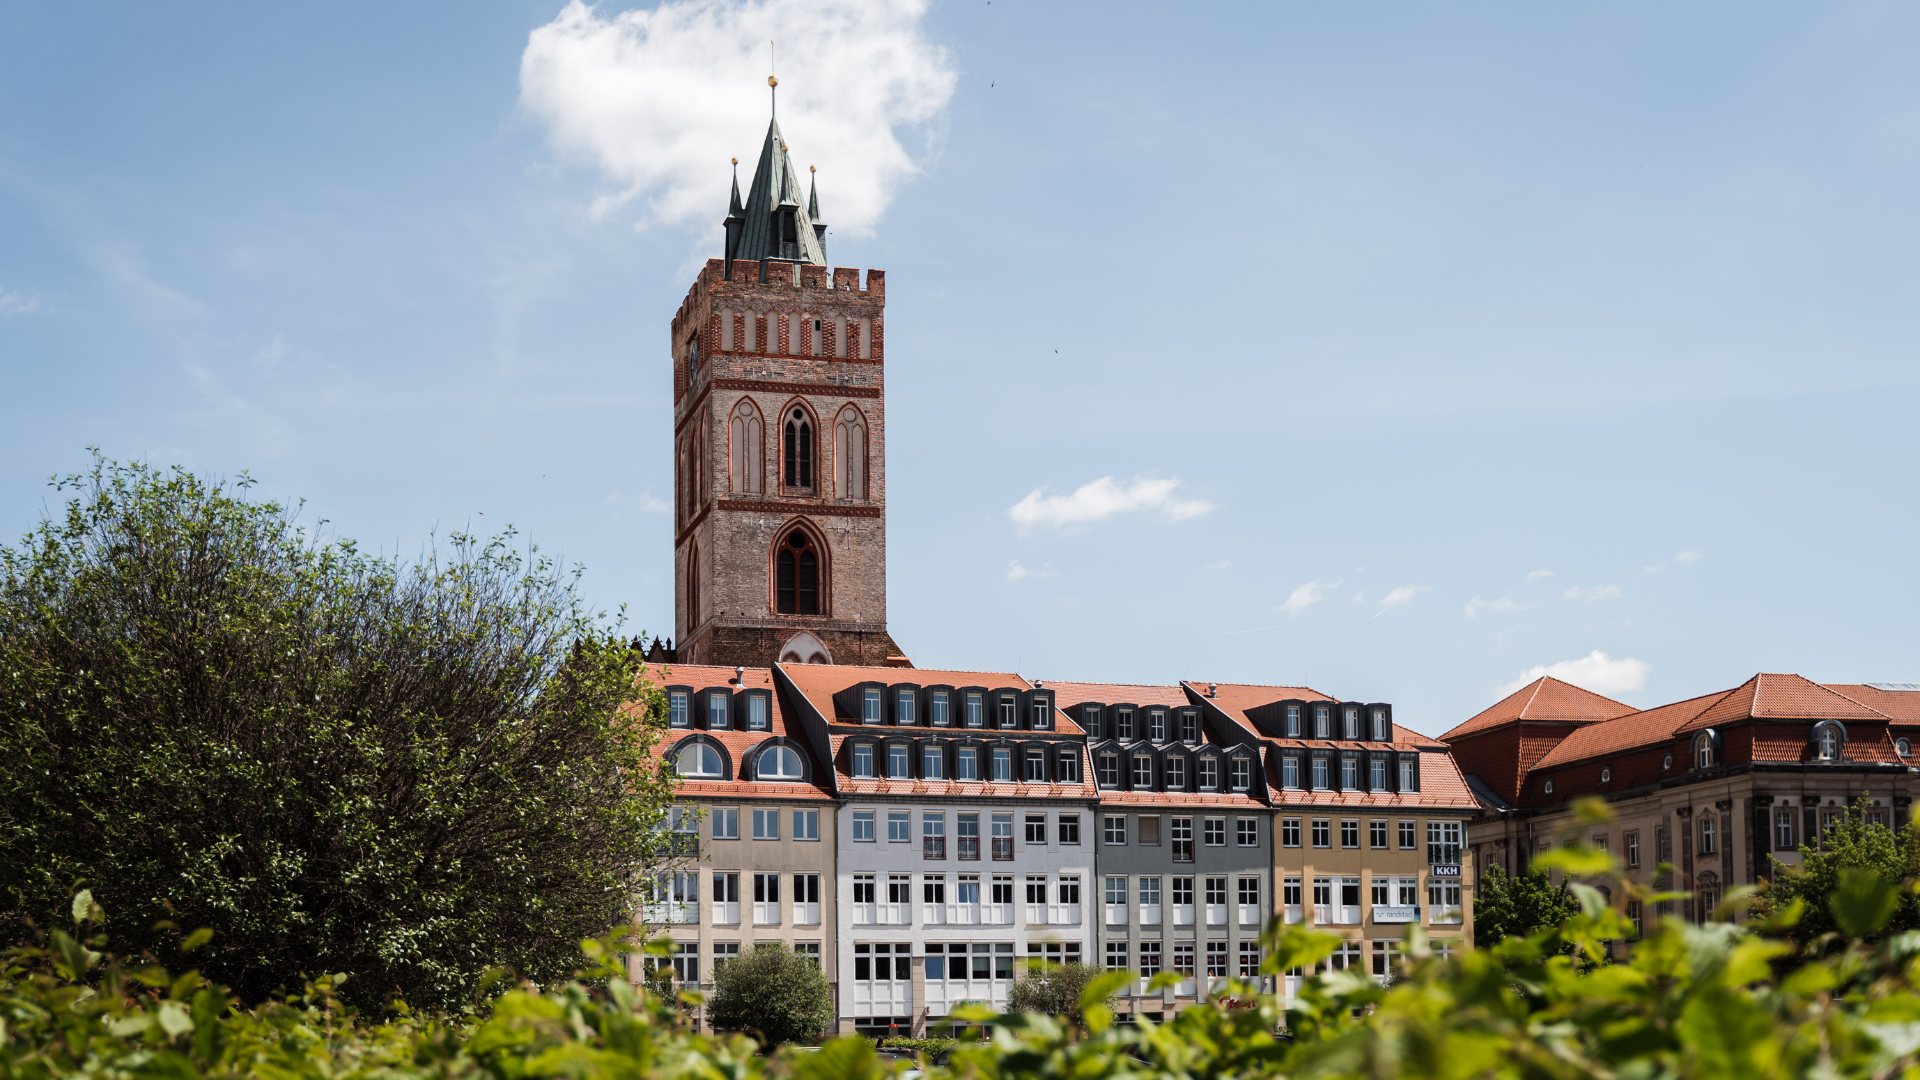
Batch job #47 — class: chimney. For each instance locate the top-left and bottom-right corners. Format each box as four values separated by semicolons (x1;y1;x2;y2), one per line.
735;665;745;685
1207;683;1218;699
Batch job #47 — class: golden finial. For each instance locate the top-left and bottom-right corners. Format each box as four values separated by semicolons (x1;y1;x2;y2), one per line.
810;164;816;173
768;75;778;87
731;157;739;165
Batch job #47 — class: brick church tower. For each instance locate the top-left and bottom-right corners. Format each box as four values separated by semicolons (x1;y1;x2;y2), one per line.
667;116;908;668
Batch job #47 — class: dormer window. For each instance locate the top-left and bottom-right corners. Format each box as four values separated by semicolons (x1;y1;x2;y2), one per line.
1132;754;1154;788
1178;710;1198;742
1694;731;1717;770
896;690;916;726
675;742;723;778
997;696;1018;729
1229;755;1252;791
930;691;950;727
922;744;946;779
1600;766;1612;784
1370;708;1388;741
1899;738;1912;759
992;746;1014;781
862;688;882;725
758;745;803;780
668;692;690;728
965;693;984;728
1097;751;1121;787
1199;755;1219;790
1662;752;1674;771
1343;707;1360;741
1314;706;1331;739
1166;754;1186;790
1082;706;1103;739
887;744;911;779
957;746;979;780
1543;778;1555;795
707;693;731;730
1030;697;1051;729
1281;755;1300;789
1147;710;1167;742
1116;709;1135;740
1811;721;1846;762
746;694;770;731
852;744;874;778
1285;704;1302;737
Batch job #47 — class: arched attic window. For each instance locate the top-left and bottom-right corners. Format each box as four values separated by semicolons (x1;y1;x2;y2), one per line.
784;408;813;489
1694;730;1719;770
834;406;867;499
757;745;805;780
1811;720;1848;762
675;742;723;778
775;529;819;615
730;399;764;494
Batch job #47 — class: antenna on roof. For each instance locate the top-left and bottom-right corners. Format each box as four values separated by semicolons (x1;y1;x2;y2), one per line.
768;41;777;117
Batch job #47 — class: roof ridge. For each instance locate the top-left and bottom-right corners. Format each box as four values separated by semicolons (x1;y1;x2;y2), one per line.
1817;680;1896;720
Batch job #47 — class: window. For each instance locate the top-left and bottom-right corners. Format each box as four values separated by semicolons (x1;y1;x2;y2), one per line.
707;693;730;730
1057;748;1082;782
1106;876;1128;905
758;745;803;780
1311;756;1329;789
752;808;779;840
1236;819;1258;847
931;691;950;727
957;746;979;780
1238;877;1259;907
1230;756;1251;791
1132;754;1154;788
923;812;945;851
1105;941;1128;970
1370;758;1386;789
675;742;722;777
713;941;739;969
746;695;769;731
774;530;818;615
1626;899;1643;936
1024;748;1047;782
1428;820;1462;865
1285;704;1302;737
1625;830;1640;867
1239;942;1261;978
861;688;882;724
1340;755;1358;790
992;746;1014;781
1165;754;1186;789
1311;819;1330;848
1139;876;1161;909
888;811;910;842
1179;710;1199;742
1370;707;1388;741
1399;820;1416;849
852;744;874;778
1694;732;1716;770
1370;820;1388;849
1146;710;1167;742
834;405;867;498
1899;738;1913;759
1115;709;1135;740
1060;815;1081;844
1341;819;1360;849
713;807;740;840
1775;810;1794;849
852;810;875;842
1138;941;1163;979
1025;814;1047;843
1281;755;1300;789
1592;834;1609;853
1204;818;1225;846
1343;706;1360;740
1814;721;1845;762
1199;756;1220;790
1082;705;1103;739
1282;818;1301;847
1172;876;1195;907
782;408;812;487
792;810;819;841
923;745;946;779
1138;816;1161;845
1104;816;1127;845
1026;876;1048;906
1097;752;1121;787
896;690;916;726
1314;705;1331;739
1700;816;1717;856
924;875;946;905
965;693;984;727
668;692;690;728
887;744;910;779
852;874;875;904
1031;698;1052;729
1543;779;1555;795
1399;756;1419;790
998;697;1018;729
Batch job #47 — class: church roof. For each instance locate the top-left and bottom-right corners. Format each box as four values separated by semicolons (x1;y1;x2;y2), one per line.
727;118;828;266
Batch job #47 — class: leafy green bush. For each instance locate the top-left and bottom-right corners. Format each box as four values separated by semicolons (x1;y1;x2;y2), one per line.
1005;960;1111;1033
706;942;834;1046
0;456;677;1012
1755;795;1920;948
879;1036;959;1055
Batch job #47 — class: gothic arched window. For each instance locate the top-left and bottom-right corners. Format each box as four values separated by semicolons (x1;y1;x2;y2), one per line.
783;408;813;488
834;406;867;499
685;543;699;632
730;399;763;494
776;530;819;615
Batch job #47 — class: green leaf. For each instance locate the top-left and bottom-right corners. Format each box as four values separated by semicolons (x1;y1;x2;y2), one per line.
1832;866;1899;938
1535;844;1616;878
70;888;95;924
156;999;193;1038
179;927;213;953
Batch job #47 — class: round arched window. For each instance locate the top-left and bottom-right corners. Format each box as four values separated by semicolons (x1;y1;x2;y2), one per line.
675;742;723;778
759;745;804;780
1543;778;1555;794
1600;767;1612;784
1662;752;1674;771
1898;738;1912;759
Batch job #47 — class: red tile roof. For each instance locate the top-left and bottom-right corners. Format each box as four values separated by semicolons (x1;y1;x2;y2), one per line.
824;734;1098;800
1827;685;1920;723
635;664;834;801
1188;681;1445;751
1677;673;1888;732
1530;690;1728;770
1045;681;1195;709
1439;677;1634;742
1260;750;1480;811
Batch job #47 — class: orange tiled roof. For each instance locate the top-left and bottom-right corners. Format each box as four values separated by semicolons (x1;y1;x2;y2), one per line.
1438;676;1634;742
824;734;1098;800
1262;751;1479;811
1530;690;1729;770
1188;681;1443;750
1045;681;1194;709
1676;673;1889;732
638;664;835;801
1097;790;1266;808
1826;685;1920;723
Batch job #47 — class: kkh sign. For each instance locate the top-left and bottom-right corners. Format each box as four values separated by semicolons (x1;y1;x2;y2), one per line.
1430;864;1461;878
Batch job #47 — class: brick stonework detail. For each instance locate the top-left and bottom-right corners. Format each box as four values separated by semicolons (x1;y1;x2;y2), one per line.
668;259;899;668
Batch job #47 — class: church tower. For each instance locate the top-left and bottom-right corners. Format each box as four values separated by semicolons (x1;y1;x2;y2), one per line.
668;116;908;668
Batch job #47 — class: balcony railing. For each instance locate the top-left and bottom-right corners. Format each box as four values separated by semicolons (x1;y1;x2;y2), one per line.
1105;903;1128;926
1139;903;1163;926
1027;903;1081;926
992;837;1014;861
1172;904;1196;927
958;837;980;860
1334;905;1361;925
794;902;821;925
1238;903;1263;926
924;836;946;860
982;902;1014;924
712;901;740;925
1205;903;1228;926
851;902;876;925
1171;840;1194;863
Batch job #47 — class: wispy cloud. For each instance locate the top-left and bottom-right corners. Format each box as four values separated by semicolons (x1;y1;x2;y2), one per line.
1676;551;1701;564
1465;594;1521;617
1564;584;1623;602
1004;560;1056;582
1008;475;1214;531
519;0;956;238
1497;650;1649;697
1201;559;1232;573
1525;569;1556;582
1376;585;1429;614
1646;550;1703;573
1277;579;1339;617
0;286;40;316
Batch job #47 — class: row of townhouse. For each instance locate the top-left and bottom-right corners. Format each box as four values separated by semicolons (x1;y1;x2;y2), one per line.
642;663;1478;1036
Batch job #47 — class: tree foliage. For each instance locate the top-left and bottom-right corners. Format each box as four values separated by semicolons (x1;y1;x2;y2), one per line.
705;943;834;1046
1006;961;1111;1032
1471;861;1582;948
1755;795;1920;948
0;455;676;1011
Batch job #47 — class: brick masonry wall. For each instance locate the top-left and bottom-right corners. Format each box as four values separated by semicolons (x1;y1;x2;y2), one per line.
668;259;896;668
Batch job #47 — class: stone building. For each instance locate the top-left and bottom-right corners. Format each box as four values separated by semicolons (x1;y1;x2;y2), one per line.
668;117;907;670
1444;674;1920;928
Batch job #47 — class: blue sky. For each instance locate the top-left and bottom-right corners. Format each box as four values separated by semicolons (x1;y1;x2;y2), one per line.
3;1;1918;735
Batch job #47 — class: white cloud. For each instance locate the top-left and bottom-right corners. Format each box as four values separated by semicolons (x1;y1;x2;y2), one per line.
1465;594;1521;617
1277;579;1339;617
1376;585;1429;614
1004;560;1056;582
0;287;39;316
1564;584;1623;602
1675;551;1701;563
1525;569;1556;582
1497;650;1650;697
1007;475;1214;531
519;0;956;238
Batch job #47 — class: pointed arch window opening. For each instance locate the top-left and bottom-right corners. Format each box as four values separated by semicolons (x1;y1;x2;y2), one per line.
730;400;764;495
835;406;868;500
776;530;819;615
784;408;813;490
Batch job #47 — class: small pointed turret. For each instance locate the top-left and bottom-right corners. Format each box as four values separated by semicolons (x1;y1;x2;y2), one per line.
722;157;746;278
808;165;827;260
724;117;828;272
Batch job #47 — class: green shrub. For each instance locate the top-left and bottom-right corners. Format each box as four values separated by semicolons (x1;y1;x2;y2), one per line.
706;942;834;1046
879;1036;959;1055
